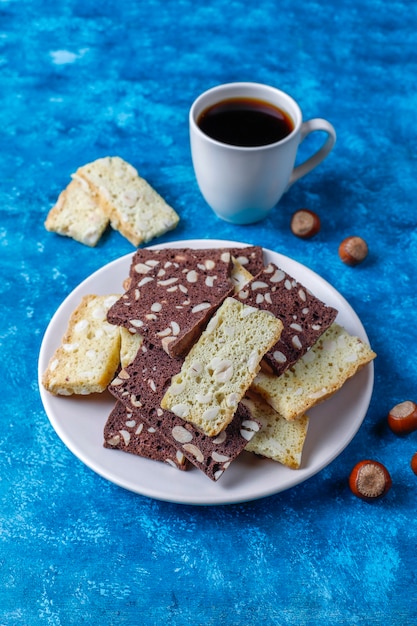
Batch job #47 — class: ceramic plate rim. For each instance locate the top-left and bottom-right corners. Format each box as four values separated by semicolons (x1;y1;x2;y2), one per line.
38;239;374;505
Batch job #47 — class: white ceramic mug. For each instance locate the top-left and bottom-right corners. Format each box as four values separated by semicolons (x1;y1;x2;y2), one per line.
189;82;336;224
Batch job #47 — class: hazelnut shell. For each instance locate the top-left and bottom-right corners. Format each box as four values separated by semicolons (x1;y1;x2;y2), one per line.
388;400;417;436
349;459;392;501
411;453;417;476
339;236;368;266
290;209;321;239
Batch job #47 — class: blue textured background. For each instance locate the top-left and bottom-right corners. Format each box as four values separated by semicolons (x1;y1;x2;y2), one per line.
1;1;416;624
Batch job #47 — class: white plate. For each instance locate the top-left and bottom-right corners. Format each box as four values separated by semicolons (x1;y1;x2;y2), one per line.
38;239;374;505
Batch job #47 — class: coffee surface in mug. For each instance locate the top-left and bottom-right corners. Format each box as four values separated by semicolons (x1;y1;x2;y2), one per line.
197;97;294;147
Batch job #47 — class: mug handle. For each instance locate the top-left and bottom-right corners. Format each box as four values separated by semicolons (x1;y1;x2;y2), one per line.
288;118;336;187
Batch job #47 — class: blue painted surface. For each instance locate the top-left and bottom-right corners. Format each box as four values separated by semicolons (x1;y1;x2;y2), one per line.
1;1;416;624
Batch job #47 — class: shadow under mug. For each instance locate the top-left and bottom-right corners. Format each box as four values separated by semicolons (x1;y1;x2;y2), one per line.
189;82;336;225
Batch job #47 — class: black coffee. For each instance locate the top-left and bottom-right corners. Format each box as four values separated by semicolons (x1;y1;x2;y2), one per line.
197;97;294;147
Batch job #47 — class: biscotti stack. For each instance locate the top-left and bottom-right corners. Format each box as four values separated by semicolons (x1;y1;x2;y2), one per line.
41;244;376;481
104;244;337;480
45;156;180;247
107;320;267;482
231;260;375;466
105;246;286;480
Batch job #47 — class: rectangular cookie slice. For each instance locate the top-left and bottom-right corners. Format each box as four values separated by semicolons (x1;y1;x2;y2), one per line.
107;247;234;357
75;156;180;246
241;392;309;469
42;295;121;395
251;323;376;421
161;297;283;437
124;247;254;294
108;342;261;481
45;177;109;247
234;262;338;376
127;245;262;277
103;401;189;471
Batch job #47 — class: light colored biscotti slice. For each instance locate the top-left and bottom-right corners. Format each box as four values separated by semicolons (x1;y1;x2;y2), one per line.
75;156;180;247
251;323;376;421
231;259;254;292
161;297;283;437
45;177;109;247
119;328;143;368
42;295;121;395
241;393;309;469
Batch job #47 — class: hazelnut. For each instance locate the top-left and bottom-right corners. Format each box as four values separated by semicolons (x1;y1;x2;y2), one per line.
411;453;417;476
388;400;417;435
349;459;392;501
338;236;368;266
290;209;321;239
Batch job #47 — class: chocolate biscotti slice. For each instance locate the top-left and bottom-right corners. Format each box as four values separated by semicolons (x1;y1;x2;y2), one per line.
104;401;189;471
251;323;376;421
125;402;260;481
45;177;109;247
127;247;232;279
123;247;254;295
108;342;261;481
161;297;283;437
75;156;179;246
241;393;309;469
107;247;234;357
234;262;338;376
127;245;262;278
42;295;121;395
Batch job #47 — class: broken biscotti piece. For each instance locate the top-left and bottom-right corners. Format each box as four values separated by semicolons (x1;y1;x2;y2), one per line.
104;401;190;471
75;156;180;247
107;247;235;358
160;297;283;437
251;323;376;421
230;259;255;293
42;295;121;395
44;177;109;247
241;392;309;469
234;262;338;377
108;341;261;481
